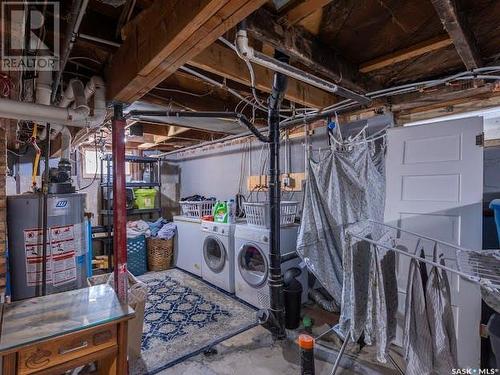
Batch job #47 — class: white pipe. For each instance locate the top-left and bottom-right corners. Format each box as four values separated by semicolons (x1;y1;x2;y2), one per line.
59;79;90;113
36;70;52;106
60;126;72;160
0;76;106;128
36;69;53;140
234;30;370;104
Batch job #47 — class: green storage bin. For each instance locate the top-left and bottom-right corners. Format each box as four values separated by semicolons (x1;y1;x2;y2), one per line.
134;188;157;209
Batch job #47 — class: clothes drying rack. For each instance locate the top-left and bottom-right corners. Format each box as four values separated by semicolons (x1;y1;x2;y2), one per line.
324;219;500;375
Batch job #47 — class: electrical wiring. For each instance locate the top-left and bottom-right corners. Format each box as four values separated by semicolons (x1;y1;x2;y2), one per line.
153;87;214;97
76;133;104;191
0;73;14;97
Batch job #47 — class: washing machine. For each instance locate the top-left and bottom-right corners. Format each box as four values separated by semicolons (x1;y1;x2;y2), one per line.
234;224;308;308
200;221;235;293
173;215;203;276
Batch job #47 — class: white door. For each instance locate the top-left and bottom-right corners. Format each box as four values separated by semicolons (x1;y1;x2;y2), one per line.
385;116;484;368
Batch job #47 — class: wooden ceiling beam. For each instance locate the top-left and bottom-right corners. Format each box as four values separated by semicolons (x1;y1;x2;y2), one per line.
430;0;482;69
246;8;369;93
106;0;267;102
282;0;332;25
189;42;338;108
359;34;453;73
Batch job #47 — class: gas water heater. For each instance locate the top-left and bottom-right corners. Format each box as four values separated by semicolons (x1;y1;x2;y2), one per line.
7;193;88;301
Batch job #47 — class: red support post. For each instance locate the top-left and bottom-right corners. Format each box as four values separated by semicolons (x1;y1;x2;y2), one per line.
112;103;128;304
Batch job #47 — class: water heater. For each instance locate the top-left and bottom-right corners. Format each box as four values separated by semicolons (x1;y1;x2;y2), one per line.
7;193;88;301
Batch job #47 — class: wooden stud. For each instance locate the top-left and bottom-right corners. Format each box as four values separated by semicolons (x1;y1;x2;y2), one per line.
359;35;453;73
106;0;267;102
190;42;339;108
246;8;369;93
430;0;482;69
282;0;333;25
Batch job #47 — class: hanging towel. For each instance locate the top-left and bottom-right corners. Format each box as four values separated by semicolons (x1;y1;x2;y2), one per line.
363;243;398;363
481;280;500;314
425;244;458;373
404;257;433;375
333;224;397;364
297;143;386;314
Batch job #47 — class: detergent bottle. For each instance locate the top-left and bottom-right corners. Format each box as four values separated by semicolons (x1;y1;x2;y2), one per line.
213;201;229;223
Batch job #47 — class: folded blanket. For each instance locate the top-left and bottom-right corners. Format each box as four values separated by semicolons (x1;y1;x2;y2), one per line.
127;220;151;238
157;222;176;240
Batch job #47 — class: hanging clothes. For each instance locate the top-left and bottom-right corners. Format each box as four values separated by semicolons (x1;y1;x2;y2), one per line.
334;224;397;363
477;250;500;313
363;243;398;363
425;244;458;373
404;256;433;375
482;280;500;314
297;143;386;311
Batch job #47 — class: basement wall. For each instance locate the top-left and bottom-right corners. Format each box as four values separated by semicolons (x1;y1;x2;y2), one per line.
165;127;329;213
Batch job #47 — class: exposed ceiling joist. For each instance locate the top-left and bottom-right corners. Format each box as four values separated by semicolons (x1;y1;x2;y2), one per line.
189;42;338;108
359;35;453;73
430;0;482;69
246;8;369;93
106;0;267;102
282;0;332;25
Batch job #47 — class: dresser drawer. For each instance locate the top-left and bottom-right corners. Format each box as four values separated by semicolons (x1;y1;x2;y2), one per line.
17;325;117;374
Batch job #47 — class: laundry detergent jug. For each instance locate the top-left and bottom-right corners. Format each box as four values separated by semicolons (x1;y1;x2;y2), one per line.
213;201;229;223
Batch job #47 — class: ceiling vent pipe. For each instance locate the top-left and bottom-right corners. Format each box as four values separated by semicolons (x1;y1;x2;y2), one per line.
0;76;106;128
234;25;370;105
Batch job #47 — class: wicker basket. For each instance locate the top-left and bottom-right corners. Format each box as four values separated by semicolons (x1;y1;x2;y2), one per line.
147;237;174;271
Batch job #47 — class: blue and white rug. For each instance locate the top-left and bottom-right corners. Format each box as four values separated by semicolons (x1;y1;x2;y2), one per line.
132;269;256;375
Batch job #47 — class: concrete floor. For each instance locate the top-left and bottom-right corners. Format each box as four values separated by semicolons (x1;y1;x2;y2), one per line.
159;326;377;375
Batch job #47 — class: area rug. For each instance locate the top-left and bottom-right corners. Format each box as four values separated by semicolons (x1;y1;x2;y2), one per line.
131;268;256;375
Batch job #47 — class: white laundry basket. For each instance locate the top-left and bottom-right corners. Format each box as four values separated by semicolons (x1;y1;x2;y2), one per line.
243;201;298;228
179;200;215;218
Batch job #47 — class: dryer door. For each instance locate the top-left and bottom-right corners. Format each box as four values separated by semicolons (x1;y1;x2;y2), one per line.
238;243;268;287
203;236;227;273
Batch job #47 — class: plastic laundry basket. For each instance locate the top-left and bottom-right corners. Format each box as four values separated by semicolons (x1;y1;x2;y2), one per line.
490;199;500;242
243;201;299;228
127;235;147;276
134;188;157;209
87;271;147;362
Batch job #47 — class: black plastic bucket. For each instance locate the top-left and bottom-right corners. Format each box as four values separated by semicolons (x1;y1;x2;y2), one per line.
284;267;303;329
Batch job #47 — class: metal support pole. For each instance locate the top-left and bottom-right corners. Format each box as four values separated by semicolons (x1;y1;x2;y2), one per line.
267;51;289;339
41;123;51;296
112;103;128;304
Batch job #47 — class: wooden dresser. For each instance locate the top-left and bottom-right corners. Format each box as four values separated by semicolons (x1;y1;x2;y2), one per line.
0;284;135;374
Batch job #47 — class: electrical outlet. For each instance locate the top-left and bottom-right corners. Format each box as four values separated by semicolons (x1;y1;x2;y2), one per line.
283;176;291;187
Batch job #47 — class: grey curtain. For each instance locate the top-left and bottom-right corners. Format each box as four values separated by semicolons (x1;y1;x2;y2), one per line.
296;143;386;311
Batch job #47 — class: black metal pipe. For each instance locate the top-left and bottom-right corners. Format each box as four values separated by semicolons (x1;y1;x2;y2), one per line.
267;50;289;339
41;123;51;296
127;110;269;143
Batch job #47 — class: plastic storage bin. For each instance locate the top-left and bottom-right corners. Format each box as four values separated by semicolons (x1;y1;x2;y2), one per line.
127;235;147;276
134;188;157;209
243;201;299;228
87;271;147;362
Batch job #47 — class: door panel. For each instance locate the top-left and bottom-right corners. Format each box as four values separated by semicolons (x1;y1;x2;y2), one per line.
385;116;483;368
